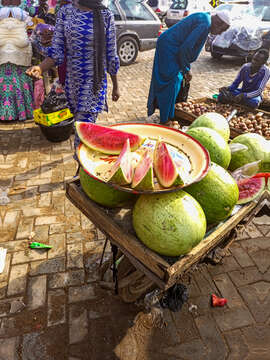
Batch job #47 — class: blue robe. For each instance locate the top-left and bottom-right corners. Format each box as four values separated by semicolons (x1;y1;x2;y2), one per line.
147;13;211;123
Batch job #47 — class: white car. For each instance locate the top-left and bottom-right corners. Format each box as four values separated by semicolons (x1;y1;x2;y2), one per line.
147;0;172;20
165;0;212;28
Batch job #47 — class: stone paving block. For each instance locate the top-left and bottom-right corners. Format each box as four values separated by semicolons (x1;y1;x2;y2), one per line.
0;337;19;360
27;275;47;310
48;289;66;326
69;304;88;344
38;192;51;207
65;215;82;233
49;270;85;289
241;325;270;355
69;284;95;303
162;339;207;360
67;243;84;269
49;223;65;235
29;257;66;275
7;263;28;296
3;210;20;229
0;282;7;299
16;217;34;239
193;267;219;295
229;242;254;268
66;232;85;244
208;256;240;276
35;215;65;226
229;267;262;287
32;225;49;243
213;273;245;309
238;282;270;323
0;253;11;282
48;233;66;259
12;249;47;264
213;306;254;332
195;314;228;360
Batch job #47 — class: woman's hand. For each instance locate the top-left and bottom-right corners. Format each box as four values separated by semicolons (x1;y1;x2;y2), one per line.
26;66;43;79
112;87;120;102
233;93;244;103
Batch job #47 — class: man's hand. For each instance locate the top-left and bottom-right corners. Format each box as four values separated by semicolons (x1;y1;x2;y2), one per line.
233;93;244;103
184;71;192;83
112;87;120;102
26;66;43;79
219;86;228;93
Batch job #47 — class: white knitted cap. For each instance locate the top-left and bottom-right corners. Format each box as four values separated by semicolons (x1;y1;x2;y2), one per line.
216;10;231;26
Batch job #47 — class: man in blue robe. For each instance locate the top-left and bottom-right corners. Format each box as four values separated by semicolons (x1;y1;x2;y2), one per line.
147;11;231;126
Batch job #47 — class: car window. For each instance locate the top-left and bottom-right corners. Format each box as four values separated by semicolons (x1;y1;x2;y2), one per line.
147;0;158;6
107;0;122;21
170;0;187;10
119;0;155;20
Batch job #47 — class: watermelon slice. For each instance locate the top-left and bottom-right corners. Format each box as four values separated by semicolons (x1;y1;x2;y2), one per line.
154;141;184;188
107;139;133;185
237;176;266;205
76;122;144;155
132;150;154;190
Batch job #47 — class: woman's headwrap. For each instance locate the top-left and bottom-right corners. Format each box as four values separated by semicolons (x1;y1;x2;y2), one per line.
77;0;107;95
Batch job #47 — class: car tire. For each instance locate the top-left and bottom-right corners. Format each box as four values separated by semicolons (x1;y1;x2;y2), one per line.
211;51;223;60
118;36;139;66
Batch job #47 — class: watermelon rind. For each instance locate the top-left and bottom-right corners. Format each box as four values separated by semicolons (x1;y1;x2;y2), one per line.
229;133;270;171
154;141;180;188
186;127;231;169
79;168;135;207
132;151;154;190
132;191;207;256
75;122;144;155
237;177;266;205
185;162;239;224
188;112;230;142
108;139;133;185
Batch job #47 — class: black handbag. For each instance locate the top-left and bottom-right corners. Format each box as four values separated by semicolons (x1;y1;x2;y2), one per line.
176;79;190;103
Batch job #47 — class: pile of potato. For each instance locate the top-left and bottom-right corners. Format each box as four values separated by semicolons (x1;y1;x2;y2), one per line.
229;112;270;138
175;100;238;118
175;100;270;138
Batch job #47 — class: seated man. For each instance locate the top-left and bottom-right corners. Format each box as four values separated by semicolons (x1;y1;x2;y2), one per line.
218;49;270;108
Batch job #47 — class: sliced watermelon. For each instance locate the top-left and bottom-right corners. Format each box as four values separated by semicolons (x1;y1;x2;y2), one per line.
237;176;266;205
108;139;133;185
154;141;184;188
132;150;154;190
76;122;144;155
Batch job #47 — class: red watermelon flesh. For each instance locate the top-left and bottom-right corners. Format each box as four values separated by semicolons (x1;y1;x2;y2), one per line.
131;150;154;190
76;122;144;154
154;141;180;188
237;176;266;205
108;139;133;185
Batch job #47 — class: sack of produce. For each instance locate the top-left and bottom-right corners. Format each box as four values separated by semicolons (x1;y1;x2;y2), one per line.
41;79;69;114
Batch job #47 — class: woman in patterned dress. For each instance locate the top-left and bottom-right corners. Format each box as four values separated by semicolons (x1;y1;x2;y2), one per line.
27;0;120;150
0;0;45;121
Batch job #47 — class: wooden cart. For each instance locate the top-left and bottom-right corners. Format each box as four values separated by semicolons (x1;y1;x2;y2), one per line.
66;177;258;304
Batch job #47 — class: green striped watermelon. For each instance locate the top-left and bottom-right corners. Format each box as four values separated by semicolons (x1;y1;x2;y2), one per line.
185;162;239;224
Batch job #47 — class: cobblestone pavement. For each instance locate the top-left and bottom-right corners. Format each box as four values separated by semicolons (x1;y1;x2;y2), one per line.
1;49;270;359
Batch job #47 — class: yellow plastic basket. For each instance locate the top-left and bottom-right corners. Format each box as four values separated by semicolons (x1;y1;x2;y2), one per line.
34;108;73;127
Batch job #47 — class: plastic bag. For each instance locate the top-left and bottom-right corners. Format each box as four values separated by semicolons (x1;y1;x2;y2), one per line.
41;79;68;114
231;160;262;182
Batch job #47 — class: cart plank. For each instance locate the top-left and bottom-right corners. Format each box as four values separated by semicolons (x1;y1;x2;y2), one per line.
66;182;169;281
165;200;257;288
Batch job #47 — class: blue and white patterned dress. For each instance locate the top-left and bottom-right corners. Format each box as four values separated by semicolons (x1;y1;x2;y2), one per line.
48;4;120;120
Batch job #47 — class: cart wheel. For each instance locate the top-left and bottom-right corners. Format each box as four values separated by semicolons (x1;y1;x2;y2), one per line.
99;255;156;303
118;257;156;303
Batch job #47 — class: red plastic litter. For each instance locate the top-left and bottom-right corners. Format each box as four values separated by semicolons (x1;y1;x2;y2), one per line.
211;294;227;307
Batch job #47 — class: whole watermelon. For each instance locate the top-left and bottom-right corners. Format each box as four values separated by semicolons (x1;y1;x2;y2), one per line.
80;168;136;208
229;133;270;171
185;162;239;224
188;112;230;142
187;127;231;169
133;191;207;256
